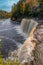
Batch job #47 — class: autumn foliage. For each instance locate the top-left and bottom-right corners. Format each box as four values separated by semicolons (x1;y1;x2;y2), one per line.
11;0;43;20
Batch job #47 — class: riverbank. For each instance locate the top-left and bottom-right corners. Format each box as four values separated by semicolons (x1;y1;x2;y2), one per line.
11;17;43;24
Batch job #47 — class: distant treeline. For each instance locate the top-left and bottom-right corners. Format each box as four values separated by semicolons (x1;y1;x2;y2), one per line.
0;10;11;19
11;0;43;21
0;0;43;20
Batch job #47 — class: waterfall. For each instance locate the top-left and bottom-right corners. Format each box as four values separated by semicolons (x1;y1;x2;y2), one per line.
17;19;38;64
21;19;38;36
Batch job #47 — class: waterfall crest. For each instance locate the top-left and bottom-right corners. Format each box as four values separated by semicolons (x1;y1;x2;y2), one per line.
21;19;38;36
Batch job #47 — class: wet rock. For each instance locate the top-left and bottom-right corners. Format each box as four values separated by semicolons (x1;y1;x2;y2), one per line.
17;24;43;65
34;24;43;65
17;23;38;65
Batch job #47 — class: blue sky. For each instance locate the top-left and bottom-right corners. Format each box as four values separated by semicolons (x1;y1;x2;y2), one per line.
0;0;19;12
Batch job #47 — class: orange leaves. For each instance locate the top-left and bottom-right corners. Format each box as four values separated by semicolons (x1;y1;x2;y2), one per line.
27;0;31;3
27;0;39;7
22;1;26;9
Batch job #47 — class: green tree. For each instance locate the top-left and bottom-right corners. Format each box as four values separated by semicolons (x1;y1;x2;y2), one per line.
38;0;43;17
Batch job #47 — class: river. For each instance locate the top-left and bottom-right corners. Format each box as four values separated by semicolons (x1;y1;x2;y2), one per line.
0;18;42;58
0;19;26;58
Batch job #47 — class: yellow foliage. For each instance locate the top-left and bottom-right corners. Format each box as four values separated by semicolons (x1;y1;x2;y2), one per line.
28;0;39;7
12;5;17;13
6;59;20;65
21;1;26;14
0;58;4;65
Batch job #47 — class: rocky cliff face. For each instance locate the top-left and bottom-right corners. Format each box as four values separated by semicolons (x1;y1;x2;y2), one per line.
34;24;43;65
17;23;43;65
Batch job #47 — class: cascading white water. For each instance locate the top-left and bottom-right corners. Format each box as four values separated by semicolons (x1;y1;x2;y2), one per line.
21;19;37;36
21;19;30;33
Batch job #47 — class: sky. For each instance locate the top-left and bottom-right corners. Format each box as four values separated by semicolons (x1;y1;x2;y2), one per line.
0;0;19;12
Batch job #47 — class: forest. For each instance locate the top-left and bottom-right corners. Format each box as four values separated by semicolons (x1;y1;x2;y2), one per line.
0;0;43;65
0;0;43;20
11;0;43;21
0;10;11;19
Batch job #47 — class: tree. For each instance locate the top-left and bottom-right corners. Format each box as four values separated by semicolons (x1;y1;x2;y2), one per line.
21;1;26;14
38;0;43;17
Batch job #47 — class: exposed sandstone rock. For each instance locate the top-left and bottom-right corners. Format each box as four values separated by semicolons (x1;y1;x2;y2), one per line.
17;22;38;65
34;24;43;65
17;23;43;65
